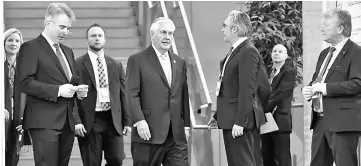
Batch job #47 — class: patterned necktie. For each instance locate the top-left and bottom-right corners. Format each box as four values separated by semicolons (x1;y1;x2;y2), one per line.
8;62;15;98
269;67;277;84
53;44;70;81
312;47;336;110
96;56;111;110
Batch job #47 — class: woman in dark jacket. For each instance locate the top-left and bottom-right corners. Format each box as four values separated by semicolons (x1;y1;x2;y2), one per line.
4;28;31;166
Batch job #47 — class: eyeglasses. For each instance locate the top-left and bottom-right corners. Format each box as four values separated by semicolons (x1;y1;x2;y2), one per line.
48;21;72;35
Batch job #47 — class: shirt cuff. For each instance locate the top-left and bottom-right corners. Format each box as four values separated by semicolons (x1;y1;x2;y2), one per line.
184;127;190;130
133;120;146;127
321;83;327;95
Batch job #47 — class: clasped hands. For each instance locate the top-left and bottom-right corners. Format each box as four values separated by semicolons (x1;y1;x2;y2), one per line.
302;82;325;101
59;84;88;99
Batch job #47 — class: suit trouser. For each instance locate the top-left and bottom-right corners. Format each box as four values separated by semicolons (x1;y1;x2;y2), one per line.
254;129;264;166
30;118;74;166
261;132;291;166
311;116;360;166
223;129;257;166
131;127;188;166
78;110;125;166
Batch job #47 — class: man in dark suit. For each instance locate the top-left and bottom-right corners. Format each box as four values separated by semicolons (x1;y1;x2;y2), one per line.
16;3;86;166
261;44;296;166
207;10;270;166
126;17;190;166
74;23;131;166
302;8;361;166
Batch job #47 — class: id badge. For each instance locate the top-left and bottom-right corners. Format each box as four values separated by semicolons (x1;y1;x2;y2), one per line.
216;80;222;96
99;87;110;102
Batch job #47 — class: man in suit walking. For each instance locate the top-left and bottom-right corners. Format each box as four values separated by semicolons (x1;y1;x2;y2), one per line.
126;17;190;166
261;44;296;166
74;23;131;166
16;3;86;166
207;10;270;166
302;8;361;166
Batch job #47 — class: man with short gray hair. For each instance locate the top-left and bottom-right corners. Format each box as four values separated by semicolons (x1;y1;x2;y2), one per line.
207;10;270;166
126;17;190;166
16;3;86;166
302;8;361;166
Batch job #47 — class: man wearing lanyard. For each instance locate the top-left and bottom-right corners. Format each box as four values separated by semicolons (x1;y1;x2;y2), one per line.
302;8;361;166
207;10;269;166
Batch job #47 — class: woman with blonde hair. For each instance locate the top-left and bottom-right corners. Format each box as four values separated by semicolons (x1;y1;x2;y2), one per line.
4;28;31;166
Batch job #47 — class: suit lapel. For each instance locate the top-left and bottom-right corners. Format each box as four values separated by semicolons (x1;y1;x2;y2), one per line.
59;44;75;78
271;65;285;88
37;35;68;81
82;54;96;88
313;50;328;82
146;46;170;88
227;39;249;63
324;40;350;81
104;55;115;92
169;52;178;91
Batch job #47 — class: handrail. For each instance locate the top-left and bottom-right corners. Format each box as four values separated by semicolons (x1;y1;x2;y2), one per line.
159;1;179;55
178;0;212;106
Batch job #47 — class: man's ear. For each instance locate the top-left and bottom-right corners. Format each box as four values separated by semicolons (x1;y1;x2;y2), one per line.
337;25;345;35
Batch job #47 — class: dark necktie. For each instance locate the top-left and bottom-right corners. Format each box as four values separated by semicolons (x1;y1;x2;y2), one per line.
269;67;277;84
53;44;70;81
221;46;234;74
96;56;111;110
312;47;336;110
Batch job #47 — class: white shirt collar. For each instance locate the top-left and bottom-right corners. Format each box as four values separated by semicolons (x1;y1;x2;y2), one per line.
41;32;55;47
333;37;349;52
231;37;248;51
152;44;169;58
88;49;105;59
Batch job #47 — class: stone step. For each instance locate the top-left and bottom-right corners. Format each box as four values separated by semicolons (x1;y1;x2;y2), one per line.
18;27;139;39
4;1;132;9
5;8;135;18
5;18;136;28
18;156;133;166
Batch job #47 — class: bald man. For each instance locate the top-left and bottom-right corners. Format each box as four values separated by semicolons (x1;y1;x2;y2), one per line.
261;44;296;166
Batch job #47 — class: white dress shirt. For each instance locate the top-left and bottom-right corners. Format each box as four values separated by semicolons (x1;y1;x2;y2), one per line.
42;32;73;97
88;50;111;111
152;44;172;86
315;37;349;113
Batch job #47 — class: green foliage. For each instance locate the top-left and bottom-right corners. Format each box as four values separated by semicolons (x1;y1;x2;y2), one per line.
246;1;303;84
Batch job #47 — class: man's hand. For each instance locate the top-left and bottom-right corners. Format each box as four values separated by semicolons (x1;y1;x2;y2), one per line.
207;117;218;129
123;126;132;136
302;86;313;101
185;128;190;141
59;84;78;98
76;85;88;100
75;124;87;137
137;121;151;141
15;125;23;132
4;109;9;121
232;124;244;138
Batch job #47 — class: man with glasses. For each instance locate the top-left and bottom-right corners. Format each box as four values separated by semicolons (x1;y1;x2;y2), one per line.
302;8;361;166
16;3;87;166
207;10;269;166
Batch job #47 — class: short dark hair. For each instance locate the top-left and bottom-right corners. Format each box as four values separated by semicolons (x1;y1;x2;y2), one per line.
85;23;106;38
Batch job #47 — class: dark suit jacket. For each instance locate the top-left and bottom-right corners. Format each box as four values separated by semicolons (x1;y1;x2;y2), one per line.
126;46;190;145
4;61;12;150
16;35;78;131
267;64;296;132
74;53;131;135
309;39;361;132
214;39;270;130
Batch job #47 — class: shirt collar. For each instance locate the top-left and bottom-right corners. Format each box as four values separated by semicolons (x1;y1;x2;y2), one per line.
152;44;169;58
41;32;55;47
88;49;105;60
333;37;350;52
231;37;248;51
